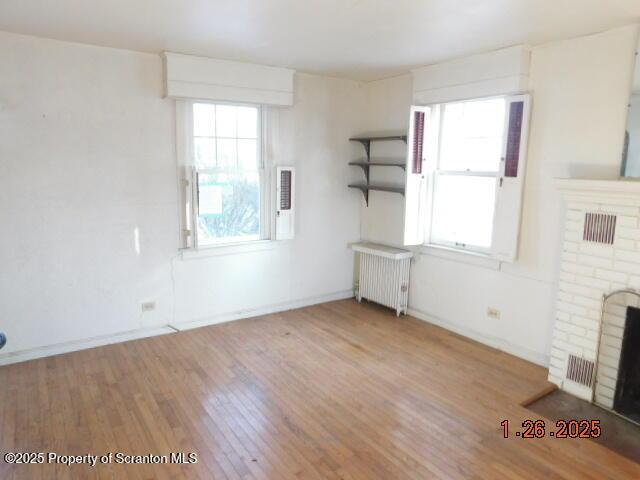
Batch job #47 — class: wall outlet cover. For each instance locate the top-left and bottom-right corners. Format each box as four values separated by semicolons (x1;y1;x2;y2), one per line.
141;302;156;312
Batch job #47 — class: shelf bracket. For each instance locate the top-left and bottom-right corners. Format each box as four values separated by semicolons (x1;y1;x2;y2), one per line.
349;184;370;206
353;139;371;159
353;163;370;183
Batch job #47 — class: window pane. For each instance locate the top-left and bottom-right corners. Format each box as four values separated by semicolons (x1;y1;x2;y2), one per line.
217;138;237;168
440;98;505;172
238;139;258;171
194;137;216;168
237;106;258;138
216;105;237;137
431;175;496;249
193;103;215;136
197;171;260;244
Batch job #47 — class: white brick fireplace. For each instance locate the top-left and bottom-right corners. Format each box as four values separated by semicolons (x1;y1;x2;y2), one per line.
551;179;640;408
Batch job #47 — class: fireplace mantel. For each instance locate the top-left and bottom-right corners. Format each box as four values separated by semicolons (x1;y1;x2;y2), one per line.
555;178;640;202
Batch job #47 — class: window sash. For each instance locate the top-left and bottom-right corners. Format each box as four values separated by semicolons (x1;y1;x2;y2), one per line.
428;172;497;254
187;101;268;248
426;96;506;253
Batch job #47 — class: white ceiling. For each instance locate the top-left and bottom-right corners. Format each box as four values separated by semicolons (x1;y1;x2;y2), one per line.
0;0;639;81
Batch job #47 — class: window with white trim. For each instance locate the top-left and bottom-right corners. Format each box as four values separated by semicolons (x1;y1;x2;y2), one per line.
189;102;265;247
404;94;530;262
431;97;505;253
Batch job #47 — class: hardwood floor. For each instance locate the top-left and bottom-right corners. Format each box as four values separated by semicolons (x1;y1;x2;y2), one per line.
1;299;638;479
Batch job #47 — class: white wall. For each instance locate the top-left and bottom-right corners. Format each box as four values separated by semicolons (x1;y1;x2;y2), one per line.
0;31;363;359
172;74;364;328
626;94;640;177
359;25;638;365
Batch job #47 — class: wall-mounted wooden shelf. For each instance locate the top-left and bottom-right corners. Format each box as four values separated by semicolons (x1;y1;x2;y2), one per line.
349;134;407;158
348;182;405;205
348;134;407;205
348;159;406;169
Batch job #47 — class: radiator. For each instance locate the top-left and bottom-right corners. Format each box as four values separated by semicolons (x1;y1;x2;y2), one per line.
351;242;413;316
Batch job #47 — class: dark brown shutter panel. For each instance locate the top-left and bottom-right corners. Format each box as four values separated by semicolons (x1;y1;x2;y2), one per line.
412;111;425;174
280;170;292;210
505;101;524;178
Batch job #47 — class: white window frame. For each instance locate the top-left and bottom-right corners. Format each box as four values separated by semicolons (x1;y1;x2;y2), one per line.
177;99;272;250
426;95;506;255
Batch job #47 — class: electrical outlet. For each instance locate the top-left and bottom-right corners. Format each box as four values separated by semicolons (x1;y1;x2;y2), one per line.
487;307;501;319
141;301;156;312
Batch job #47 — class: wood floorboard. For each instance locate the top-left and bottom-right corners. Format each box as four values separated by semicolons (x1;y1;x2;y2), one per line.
0;299;638;479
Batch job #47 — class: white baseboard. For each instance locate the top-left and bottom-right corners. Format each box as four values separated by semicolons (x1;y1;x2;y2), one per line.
171;289;354;331
0;326;175;367
0;290;355;366
407;307;549;367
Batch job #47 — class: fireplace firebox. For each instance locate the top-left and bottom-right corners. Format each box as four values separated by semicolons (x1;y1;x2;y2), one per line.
613;306;640;423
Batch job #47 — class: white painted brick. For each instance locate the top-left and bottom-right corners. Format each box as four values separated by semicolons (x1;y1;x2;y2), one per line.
613;237;636;250
564;253;577;262
557;291;573;303
604;302;627;317
579;243;614;258
557;300;587;316
599;355;620;370
595;394;614;409
596;384;615;399
585;308;603;321
551;338;581;356
594;268;628;283
616;215;639;228
599;204;640;216
578;254;613;269
563;241;578;253
565;324;587;336
557;311;570;322
602;323;623;338
597;375;617;390
549;362;565;376
601;335;622;351
561;261;594;276
560;282;597;298
559;271;575;283
617;226;640;241
598;365;618;379
568;335;597;350
564;230;582;242
566;210;584;221
585;330;599;341
573;274;609;291
573;295;602;310
613;260;640;275
548;374;563;386
565;220;582;232
568;201;598;211
549;356;564;370
569;316;599;331
615;249;640;263
597;368;617;381
629;276;640;289
610;282;627;292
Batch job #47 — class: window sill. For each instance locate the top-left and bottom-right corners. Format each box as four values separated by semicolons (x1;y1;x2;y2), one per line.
180;239;283;260
414;243;500;270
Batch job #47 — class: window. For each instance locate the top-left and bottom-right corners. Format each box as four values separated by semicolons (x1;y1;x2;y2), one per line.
404;94;530;261
430;97;505;253
190;102;264;246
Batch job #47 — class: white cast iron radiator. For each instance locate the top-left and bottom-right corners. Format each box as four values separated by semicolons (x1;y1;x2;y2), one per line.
351;242;413;316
